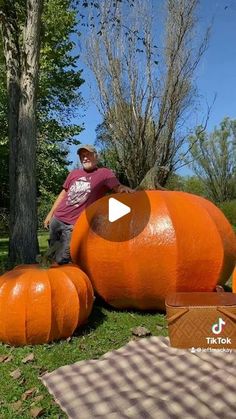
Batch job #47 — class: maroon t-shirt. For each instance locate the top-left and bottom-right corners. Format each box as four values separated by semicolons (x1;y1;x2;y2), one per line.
54;167;120;225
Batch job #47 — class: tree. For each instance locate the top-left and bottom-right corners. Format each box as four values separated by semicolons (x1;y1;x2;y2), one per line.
0;0;44;264
0;0;84;255
96;123;129;185
36;0;84;198
187;118;236;202
0;37;8;210
81;0;209;188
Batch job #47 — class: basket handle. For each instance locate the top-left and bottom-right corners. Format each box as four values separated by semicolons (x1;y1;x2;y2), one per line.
167;307;189;323
217;307;236;321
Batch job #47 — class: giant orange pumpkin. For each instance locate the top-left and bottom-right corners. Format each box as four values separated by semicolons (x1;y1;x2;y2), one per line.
0;264;94;345
70;191;236;310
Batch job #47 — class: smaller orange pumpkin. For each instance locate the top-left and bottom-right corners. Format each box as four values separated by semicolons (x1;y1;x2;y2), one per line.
232;266;236;293
0;263;94;346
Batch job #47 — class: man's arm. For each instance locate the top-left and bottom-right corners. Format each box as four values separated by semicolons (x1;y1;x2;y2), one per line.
112;184;135;193
43;189;67;229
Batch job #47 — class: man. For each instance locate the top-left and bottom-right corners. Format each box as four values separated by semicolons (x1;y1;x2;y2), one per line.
44;144;134;264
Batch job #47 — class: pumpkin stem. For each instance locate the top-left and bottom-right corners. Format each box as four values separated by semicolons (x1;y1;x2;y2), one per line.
137;167;167;191
39;242;61;268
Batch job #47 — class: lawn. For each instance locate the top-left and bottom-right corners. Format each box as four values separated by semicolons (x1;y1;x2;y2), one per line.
0;231;168;418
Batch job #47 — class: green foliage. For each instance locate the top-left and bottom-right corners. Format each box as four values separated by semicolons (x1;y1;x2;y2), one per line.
97;146;129;185
39;0;84;129
0;0;84;217
165;174;208;198
165;174;184;191
182;176;207;197
37;141;69;195
0;208;8;234
188;118;236;203
37;188;57;230
0;37;8;210
218;200;236;227
36;0;84;197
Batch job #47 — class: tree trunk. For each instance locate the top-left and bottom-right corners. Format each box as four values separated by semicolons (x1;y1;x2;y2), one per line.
137;167;167;191
0;0;43;265
0;12;21;241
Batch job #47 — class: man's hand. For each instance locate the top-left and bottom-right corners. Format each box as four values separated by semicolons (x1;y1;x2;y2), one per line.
44;214;52;229
115;184;135;193
43;189;66;230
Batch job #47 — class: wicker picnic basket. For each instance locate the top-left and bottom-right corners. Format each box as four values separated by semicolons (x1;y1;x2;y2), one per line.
165;291;236;349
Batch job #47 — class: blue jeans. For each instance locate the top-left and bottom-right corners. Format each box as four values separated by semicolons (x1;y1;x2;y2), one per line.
49;216;73;264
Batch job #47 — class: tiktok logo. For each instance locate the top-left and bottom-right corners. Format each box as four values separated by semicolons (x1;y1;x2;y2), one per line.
212;317;226;335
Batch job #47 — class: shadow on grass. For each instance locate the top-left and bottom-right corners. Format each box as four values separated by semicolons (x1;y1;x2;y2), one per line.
94;294;166;316
223;284;233;292
73;303;108;338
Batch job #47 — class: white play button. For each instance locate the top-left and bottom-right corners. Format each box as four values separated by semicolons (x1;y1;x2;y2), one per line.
81;191;151;241
108;197;131;222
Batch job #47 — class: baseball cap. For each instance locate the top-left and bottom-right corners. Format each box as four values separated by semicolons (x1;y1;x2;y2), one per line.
77;144;97;154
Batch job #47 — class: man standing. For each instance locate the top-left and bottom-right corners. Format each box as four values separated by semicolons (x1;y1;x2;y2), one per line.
44;144;134;264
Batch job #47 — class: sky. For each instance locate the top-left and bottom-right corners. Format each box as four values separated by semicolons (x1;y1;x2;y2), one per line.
196;1;236;128
69;0;236;175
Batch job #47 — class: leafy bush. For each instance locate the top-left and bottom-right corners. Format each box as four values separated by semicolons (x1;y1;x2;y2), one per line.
218;200;236;227
166;175;208;197
165;174;184;191
182;176;207;197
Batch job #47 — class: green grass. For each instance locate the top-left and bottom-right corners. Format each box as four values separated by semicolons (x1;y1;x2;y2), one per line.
0;232;167;418
0;305;167;418
0;231;234;417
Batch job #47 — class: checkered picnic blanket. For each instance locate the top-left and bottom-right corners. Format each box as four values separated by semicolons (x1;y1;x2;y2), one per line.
41;336;236;419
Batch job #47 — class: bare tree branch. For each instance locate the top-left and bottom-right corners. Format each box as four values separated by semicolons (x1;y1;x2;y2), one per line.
81;0;210;188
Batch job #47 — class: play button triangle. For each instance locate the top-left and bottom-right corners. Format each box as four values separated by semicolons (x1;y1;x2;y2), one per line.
108;197;131;222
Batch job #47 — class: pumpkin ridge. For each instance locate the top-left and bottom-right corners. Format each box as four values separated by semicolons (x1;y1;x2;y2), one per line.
25;270;30;345
152;191;178;293
47;268;62;342
26;269;51;345
56;265;89;326
121;191;176;310
42;270;52;344
0;277;13;343
70;211;90;266
166;192;223;291
187;194;235;284
47;268;79;340
9;272;28;345
56;267;81;329
194;196;225;280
